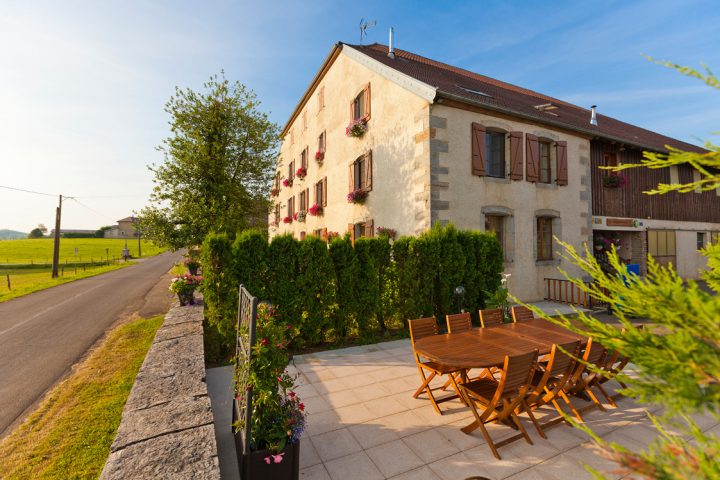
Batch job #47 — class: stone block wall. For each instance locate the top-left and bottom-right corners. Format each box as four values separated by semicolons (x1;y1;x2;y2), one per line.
101;300;221;480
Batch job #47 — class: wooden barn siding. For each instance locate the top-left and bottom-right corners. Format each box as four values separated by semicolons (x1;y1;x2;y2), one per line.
590;140;720;223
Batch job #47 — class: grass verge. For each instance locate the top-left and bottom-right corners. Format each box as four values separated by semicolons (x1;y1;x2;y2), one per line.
0;263;130;303
0;315;163;479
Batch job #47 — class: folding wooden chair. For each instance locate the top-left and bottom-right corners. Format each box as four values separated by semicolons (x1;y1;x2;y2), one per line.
479;308;504;328
558;338;608;421
511;306;535;323
446;312;472;333
408;317;464;415
595;325;642;401
458;350;539;460
522;341;581;437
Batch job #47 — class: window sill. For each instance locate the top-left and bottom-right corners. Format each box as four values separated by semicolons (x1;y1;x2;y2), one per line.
535;259;561;266
536;182;557;190
485;176;510;184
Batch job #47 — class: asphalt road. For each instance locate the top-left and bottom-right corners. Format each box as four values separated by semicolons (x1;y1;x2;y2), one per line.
0;251;181;438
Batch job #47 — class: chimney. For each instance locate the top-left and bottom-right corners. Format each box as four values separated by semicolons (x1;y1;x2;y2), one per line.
590;105;598;126
388;27;395;58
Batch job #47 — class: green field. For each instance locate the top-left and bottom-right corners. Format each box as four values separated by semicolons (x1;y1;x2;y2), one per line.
0;238;164;265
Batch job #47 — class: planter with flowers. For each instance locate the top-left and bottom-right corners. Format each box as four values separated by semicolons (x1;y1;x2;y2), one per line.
293;211;306;223
347;188;368;204
314;151;324;163
308;204;323;216
271;186;280;197
376;226;397;240
283;216;293;224
169;274;203;306
235;303;304;480
183;256;200;275
602;173;627;188
282;178;293;188
295;167;307;180
345;119;367;138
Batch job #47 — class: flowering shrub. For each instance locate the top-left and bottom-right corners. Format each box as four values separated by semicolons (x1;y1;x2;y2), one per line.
603;173;627;188
244;303;304;460
270;186;280;197
296;166;307;179
315;151;324;161
308;203;323;216
293;210;306;222
376;226;397;240
282;178;293;187
283;216;292;224
347;188;368;204
346;119;367;138
169;273;203;294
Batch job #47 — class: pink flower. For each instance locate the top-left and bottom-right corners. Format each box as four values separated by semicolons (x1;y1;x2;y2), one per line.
288;391;296;398
277;376;283;383
261;338;268;346
264;453;284;464
299;403;305;411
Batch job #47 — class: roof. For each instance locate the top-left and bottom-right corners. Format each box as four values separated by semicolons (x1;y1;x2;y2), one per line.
117;216;137;223
285;41;703;153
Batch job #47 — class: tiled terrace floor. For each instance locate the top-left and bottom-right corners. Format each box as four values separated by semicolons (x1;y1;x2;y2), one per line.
288;339;719;480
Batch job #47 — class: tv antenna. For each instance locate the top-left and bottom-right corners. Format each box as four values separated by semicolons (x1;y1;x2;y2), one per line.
359;18;376;44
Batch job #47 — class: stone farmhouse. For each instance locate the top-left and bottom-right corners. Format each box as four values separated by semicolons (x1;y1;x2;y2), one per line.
269;41;720;301
104;216;139;239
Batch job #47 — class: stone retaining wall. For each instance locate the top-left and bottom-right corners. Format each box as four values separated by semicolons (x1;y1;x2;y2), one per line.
101;300;221;479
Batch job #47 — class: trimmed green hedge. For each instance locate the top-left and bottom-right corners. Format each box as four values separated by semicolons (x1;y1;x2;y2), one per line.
202;224;503;357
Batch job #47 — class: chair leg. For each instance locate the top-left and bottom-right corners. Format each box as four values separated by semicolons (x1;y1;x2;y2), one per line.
413;368;435;399
558;390;584;422
584;386;607;412
509;411;533;445
522;400;547;439
595;382;617;408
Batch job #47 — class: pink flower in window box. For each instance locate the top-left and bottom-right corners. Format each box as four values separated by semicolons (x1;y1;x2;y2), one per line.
308;204;323;216
347;188;368;204
315;151;324;161
296;166;307;179
282;178;293;187
283;216;292;224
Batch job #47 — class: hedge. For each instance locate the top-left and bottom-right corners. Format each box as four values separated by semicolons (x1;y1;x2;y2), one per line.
202;224;503;355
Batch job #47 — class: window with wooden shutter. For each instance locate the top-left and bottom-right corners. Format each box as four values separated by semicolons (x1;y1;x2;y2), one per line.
526;134;539;182
539;140;552;184
364;151;372;191
318;131;326;154
471;122;487;176
351;83;371;122
556;141;568;186
350;153;372;192
301;148;308;170
300;231;306;240
348;223;355;244
486;131;505;178
322;177;327;207
509;131;523;180
288;160;295;181
299;190;306;211
305;188;310;209
537;217;553;260
317;86;325;112
364;219;374;238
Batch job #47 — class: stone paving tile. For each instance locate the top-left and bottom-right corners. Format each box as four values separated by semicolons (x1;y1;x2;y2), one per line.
300;437;322;468
335;403;375;424
403;428;460;464
348;420;402;450
365;439;425;478
324;451;384;480
364;396;407;419
300;463;332;480
389;465;442;480
311;428;363;462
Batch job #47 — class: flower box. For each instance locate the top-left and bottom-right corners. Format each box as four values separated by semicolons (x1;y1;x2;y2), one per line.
602;173;627;188
270;187;280;197
308;204;323;216
347;188;368;204
283;216;293;224
282;178;293;187
376;227;397;240
295;167;307;179
169;274;203;306
315;151;324;162
293;211;307;222
345;119;367;138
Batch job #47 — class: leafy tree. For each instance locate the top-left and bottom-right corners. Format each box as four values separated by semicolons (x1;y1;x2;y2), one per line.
140;72;279;249
529;61;720;480
27;228;44;238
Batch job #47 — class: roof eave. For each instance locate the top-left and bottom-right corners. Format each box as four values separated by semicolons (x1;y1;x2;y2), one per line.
436;90;670;153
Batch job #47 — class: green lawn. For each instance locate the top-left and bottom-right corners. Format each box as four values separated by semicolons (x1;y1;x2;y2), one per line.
0;238;165;265
0;264;130;303
0;315;163;480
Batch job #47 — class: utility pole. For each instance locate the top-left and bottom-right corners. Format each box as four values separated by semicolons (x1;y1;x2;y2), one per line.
51;194;62;278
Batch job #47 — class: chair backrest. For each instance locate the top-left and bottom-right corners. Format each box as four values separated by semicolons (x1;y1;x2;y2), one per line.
479;308;504;328
446;312;472;333
511;306;534;323
526;341;580;406
567;338;606;388
408;317;438;344
498;350;538;397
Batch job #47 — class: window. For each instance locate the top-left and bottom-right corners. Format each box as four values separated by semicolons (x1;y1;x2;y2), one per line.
648;230;676;257
486;131;506;178
300;231;306;240
317;86;325;112
299;190;307;211
287;196;294;218
288;160;295;181
697;232;706;250
485;215;504;251
315;177;327;207
539;140;552;183
350;152;372;192
351;84;371;122
352;220;374;239
318;131;326;154
536;217;553;260
313;228;323;237
300;148;308;170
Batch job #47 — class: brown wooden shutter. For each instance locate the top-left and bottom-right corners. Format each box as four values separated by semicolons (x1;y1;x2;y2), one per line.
300;231;306;240
471;122;487;176
348;223;355;244
349;162;355;192
509;131;524;180
364;219;374;238
305;147;309;169
526;134;539;182
322;177;327;207
364;83;371;121
306;188;310;208
556;141;568;186
364;151;373;191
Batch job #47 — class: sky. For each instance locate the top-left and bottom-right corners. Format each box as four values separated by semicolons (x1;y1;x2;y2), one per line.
1;0;719;233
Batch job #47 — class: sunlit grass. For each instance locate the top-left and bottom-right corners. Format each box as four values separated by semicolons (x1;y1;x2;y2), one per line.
0;315;163;480
0;238;165;265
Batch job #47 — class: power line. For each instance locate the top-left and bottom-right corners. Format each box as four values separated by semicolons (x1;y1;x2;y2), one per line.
0;184;61;197
69;198;117;223
0;184;148;200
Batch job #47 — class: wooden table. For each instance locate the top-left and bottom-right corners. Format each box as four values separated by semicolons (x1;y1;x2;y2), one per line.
413;319;585;370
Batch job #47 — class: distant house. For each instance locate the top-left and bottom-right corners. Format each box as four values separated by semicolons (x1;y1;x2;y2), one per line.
104;216;139;238
49;229;97;238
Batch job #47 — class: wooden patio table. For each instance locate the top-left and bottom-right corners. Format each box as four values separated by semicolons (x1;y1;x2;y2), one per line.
413;319;586;433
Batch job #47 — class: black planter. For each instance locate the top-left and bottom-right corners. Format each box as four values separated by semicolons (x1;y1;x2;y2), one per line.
233;407;299;479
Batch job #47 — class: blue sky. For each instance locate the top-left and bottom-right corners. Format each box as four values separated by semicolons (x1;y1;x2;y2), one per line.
1;0;719;232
